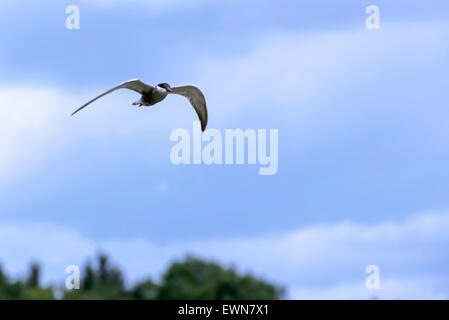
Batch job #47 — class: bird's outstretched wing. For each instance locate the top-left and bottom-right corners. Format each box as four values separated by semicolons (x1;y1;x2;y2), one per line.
170;85;208;131
71;79;154;116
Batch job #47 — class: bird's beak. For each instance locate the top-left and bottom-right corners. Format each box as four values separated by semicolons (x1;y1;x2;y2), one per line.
166;88;172;93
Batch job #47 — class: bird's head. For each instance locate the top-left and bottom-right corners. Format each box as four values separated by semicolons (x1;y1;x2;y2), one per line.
157;83;172;93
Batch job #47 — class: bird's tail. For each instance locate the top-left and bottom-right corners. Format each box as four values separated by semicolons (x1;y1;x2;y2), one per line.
132;99;142;106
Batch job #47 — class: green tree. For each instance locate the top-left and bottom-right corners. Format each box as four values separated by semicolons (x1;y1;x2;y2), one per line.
21;263;54;300
26;263;40;288
0;265;21;299
131;279;159;300
1;255;283;300
156;256;284;300
64;254;127;300
0;263;54;300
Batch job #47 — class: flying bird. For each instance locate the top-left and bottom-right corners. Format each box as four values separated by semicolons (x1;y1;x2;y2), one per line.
71;79;208;131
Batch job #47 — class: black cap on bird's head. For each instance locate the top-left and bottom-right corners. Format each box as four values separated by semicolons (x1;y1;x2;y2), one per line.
157;83;172;93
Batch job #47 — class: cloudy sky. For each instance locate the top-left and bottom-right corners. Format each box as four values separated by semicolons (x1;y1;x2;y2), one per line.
1;0;449;299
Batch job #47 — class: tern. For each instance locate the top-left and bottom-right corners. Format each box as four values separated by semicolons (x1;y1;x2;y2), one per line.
71;79;208;131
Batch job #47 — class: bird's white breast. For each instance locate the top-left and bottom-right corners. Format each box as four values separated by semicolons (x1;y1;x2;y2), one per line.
153;86;168;102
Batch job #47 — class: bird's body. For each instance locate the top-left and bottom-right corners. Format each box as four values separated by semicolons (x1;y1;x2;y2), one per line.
72;79;208;131
133;85;169;107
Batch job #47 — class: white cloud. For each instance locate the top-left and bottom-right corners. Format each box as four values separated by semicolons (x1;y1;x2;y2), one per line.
81;0;230;13
198;22;449;119
1;22;448;182
0;85;179;183
291;275;449;300
0;211;448;299
0;86;65;181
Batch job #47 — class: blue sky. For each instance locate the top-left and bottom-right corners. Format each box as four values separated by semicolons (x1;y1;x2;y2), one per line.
0;0;449;299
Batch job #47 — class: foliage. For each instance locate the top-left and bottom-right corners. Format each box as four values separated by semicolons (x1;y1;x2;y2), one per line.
0;255;283;300
156;256;284;299
0;263;54;300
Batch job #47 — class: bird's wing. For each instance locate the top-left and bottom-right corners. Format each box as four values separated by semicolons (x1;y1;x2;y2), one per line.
170;85;208;131
71;79;154;116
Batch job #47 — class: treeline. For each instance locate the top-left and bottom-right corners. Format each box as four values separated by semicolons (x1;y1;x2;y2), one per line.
0;255;284;300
